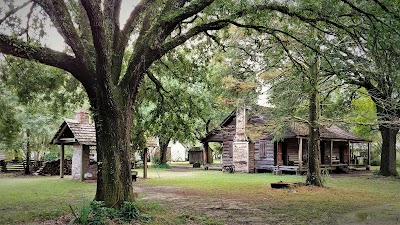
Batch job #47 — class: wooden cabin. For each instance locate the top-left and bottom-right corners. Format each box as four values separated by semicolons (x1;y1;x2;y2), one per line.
201;109;371;173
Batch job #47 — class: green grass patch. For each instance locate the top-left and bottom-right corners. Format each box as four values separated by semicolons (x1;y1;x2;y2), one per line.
0;175;96;224
1;168;400;225
136;168;400;224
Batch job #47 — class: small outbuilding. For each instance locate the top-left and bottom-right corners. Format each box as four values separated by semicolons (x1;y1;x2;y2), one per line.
188;147;204;164
50;111;96;181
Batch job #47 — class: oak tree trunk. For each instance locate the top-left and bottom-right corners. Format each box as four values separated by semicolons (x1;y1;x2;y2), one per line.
88;85;135;208
159;137;171;164
379;126;399;176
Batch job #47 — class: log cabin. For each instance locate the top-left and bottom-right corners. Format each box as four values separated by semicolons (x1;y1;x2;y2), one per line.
201;109;371;173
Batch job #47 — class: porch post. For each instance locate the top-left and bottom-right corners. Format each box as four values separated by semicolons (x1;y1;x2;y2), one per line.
278;141;282;165
298;138;303;171
80;145;84;181
60;143;65;178
367;142;371;170
143;148;148;179
330;140;333;168
203;142;209;165
348;141;351;166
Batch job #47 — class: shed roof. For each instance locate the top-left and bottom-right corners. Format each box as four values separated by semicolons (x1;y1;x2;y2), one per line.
51;118;96;146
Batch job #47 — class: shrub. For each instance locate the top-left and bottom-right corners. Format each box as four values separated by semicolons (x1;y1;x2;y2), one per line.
371;159;381;166
69;201;150;224
154;163;171;169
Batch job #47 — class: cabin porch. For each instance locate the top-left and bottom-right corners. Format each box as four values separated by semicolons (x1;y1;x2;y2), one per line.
273;138;371;172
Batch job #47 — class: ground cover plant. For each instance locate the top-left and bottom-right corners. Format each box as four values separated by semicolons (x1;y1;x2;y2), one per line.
1;167;400;224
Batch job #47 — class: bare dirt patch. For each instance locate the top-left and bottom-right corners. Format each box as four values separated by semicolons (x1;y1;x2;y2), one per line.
135;185;271;225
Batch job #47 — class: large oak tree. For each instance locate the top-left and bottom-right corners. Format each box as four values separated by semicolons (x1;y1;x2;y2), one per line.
0;0;236;207
2;0;299;207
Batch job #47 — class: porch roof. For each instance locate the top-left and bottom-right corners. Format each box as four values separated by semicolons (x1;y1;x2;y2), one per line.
286;123;371;142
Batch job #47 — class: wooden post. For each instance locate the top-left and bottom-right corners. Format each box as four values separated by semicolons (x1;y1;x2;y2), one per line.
207;143;213;164
367;142;371;170
348;141;351;166
298;138;303;171
278;142;282;165
330;140;333;168
60;143;65;178
203;143;209;164
80;145;84;182
143;148;148;179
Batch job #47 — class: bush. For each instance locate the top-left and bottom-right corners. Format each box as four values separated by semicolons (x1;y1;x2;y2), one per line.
153;163;170;169
152;155;161;165
371;159;381;166
69;201;150;224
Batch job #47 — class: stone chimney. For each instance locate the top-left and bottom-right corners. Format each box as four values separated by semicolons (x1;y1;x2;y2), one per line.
75;110;89;124
234;108;247;141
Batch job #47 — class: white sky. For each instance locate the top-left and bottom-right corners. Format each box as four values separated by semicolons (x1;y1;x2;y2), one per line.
0;0;140;51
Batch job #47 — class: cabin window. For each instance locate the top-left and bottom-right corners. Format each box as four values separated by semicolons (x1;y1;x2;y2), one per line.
260;140;268;158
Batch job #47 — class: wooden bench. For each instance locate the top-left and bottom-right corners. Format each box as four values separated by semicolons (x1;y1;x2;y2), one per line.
6;163;25;171
131;170;138;182
288;155;299;166
204;164;222;171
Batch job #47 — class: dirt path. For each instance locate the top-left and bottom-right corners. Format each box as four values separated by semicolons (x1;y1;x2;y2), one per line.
135;185;271;225
134;167;400;225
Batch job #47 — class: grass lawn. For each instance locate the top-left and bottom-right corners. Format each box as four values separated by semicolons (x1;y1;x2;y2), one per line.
1;168;400;224
136;167;400;225
0;174;96;224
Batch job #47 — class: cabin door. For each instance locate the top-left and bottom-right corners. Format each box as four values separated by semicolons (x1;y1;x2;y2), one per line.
320;142;326;164
282;142;288;166
339;145;345;164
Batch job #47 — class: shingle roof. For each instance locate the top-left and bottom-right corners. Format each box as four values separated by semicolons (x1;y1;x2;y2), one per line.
202;110;370;143
51;119;96;146
286;122;368;142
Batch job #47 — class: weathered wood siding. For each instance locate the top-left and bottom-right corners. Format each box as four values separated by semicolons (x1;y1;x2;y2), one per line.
254;138;274;170
286;139;298;164
222;119;235;167
249;142;255;173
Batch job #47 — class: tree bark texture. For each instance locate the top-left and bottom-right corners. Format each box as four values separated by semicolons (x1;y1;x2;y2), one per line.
159;137;171;164
92;99;135;206
379;126;399;176
368;94;400;177
306;57;324;187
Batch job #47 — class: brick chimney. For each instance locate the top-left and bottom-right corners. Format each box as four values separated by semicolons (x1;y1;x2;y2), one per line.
75;110;89;124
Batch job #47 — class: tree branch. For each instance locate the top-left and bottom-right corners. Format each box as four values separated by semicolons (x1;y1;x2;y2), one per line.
146;70;168;93
103;0;121;51
120;0;156;50
0;34;84;82
34;0;91;71
372;0;400;21
0;1;33;25
161;20;229;55
81;0;110;79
